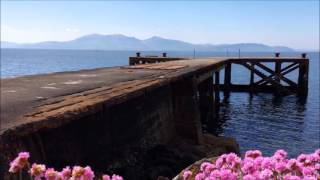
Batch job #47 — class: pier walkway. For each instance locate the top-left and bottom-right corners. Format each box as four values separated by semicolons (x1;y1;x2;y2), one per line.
1;58;226;135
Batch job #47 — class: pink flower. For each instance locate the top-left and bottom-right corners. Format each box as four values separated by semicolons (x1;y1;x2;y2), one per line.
45;168;58;180
273;150;289;163
195;172;205;180
245;150;262;159
243;174;256;180
226;153;238;163
307;152;320;164
18;152;30;162
219;169;237;180
111;174;123;180
303;176;317;180
297;154;308;163
302;167;315;176
283;175;302;180
286;159;303;173
200;162;213;172
182;170;192;180
219;170;230;180
274;149;288;159
204;164;215;175
241;158;256;174
83;166;95;180
314;149;320;157
30;163;46;179
61;166;72;179
8;152;30;173
253;156;264;169
261;157;275;169
8;149;320;180
102;174;111;180
72;166;85;179
215;154;227;169
259;169;273;180
9;161;20;173
275;161;287;173
56;172;64;180
226;153;241;169
209;170;220;178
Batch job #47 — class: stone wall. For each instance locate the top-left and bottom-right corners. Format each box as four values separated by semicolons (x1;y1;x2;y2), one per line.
0;76;239;179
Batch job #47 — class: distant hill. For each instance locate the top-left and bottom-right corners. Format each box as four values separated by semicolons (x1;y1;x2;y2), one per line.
1;34;294;52
1;41;21;48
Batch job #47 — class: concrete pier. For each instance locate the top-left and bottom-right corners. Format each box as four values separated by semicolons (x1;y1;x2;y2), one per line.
0;59;230;179
0;55;308;179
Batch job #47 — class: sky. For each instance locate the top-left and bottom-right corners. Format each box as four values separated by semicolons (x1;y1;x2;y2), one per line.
1;1;319;50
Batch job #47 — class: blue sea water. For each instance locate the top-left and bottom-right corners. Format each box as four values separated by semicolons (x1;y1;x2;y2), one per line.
1;49;319;157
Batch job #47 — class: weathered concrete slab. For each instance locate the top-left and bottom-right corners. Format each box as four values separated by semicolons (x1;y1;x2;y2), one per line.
0;58;226;136
1;57;308;135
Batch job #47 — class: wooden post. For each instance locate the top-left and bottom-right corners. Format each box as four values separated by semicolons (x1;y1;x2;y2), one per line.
224;62;231;97
215;71;220;103
214;71;220;119
275;62;282;94
171;77;203;144
129;57;135;65
298;60;309;96
275;62;281;83
250;62;254;89
275;53;281;94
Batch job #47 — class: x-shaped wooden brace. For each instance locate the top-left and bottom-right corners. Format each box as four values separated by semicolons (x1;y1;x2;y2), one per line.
253;62;299;86
253;62;299;87
239;62;295;94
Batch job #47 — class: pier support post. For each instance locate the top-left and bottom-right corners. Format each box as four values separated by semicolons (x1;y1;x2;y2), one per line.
198;76;214;132
214;71;220;123
214;71;220;103
224;62;231;97
275;53;281;82
275;61;281;84
275;54;282;94
171;77;203;144
298;60;309;96
129;57;135;65
250;62;255;91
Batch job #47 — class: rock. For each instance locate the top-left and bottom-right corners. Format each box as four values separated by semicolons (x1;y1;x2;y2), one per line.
171;134;240;180
172;157;218;180
201;133;240;156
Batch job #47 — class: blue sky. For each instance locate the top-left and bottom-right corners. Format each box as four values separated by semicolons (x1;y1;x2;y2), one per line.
1;1;319;50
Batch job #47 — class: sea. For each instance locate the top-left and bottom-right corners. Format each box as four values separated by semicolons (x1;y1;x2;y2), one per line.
1;49;319;157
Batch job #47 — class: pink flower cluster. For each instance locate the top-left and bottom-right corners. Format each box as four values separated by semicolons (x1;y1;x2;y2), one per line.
182;149;320;180
9;152;30;173
9;152;123;180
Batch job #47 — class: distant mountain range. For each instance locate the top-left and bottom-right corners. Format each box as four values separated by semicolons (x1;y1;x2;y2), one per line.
1;34;294;52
